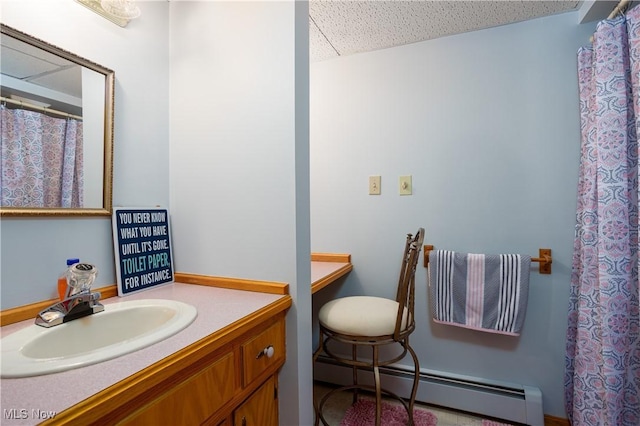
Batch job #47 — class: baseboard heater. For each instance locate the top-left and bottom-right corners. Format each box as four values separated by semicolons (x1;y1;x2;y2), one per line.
314;355;544;426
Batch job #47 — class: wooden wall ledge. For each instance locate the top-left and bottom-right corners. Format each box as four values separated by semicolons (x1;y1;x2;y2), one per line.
1;254;353;326
0;275;289;327
311;253;351;263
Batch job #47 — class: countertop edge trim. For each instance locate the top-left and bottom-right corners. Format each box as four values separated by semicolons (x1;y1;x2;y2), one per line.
174;272;289;295
0;275;289;326
311;253;351;263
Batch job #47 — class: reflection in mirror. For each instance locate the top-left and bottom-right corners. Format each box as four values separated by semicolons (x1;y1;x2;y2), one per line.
0;24;114;216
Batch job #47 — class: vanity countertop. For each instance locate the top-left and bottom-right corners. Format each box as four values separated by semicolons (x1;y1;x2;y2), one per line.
0;283;288;425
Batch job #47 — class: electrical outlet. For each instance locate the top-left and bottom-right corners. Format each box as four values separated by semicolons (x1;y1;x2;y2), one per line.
369;176;381;195
399;175;412;195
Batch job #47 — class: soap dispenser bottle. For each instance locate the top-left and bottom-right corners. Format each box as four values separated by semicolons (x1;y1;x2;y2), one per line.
58;258;80;300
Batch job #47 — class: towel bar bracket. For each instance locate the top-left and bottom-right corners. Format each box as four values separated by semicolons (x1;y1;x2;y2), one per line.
423;245;435;268
423;245;552;275
533;248;552;274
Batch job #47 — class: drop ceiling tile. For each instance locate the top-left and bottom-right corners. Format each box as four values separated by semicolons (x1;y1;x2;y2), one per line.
309;1;581;62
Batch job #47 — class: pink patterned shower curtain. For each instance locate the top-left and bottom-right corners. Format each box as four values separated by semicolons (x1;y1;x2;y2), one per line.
0;105;83;208
566;7;640;426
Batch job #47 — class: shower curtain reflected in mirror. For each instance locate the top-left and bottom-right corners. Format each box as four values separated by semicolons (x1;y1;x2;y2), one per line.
566;6;640;426
0;105;83;208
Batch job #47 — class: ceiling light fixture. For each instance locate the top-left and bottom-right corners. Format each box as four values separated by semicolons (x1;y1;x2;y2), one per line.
76;0;141;28
100;0;141;20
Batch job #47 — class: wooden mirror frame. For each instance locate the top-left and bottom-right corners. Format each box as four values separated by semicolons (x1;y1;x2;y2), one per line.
0;24;114;217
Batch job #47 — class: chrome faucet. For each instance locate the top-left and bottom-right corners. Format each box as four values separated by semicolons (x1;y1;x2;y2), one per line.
36;263;104;328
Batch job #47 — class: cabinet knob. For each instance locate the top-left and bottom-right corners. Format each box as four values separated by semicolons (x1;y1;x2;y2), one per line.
256;344;275;359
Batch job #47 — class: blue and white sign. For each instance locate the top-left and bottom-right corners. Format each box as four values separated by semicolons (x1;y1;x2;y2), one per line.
112;207;174;296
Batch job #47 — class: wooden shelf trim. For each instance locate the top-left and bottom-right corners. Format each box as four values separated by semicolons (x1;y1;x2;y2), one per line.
0;274;289;327
311;253;351;263
174;273;289;295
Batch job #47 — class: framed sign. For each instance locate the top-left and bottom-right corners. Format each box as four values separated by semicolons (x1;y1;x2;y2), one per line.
112;207;174;296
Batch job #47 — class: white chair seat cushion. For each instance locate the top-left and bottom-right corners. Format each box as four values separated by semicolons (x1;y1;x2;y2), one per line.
318;296;408;337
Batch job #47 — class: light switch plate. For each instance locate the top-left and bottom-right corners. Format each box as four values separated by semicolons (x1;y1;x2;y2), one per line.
399;176;412;195
369;176;381;195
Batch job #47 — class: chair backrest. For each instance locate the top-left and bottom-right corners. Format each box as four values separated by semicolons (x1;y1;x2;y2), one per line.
393;227;425;340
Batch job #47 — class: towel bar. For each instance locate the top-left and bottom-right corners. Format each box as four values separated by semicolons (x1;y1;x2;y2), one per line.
423;245;552;274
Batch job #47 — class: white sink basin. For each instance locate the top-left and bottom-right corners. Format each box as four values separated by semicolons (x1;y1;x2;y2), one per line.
1;299;197;378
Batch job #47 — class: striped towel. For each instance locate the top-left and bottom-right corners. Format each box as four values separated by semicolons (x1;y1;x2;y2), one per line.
429;250;531;336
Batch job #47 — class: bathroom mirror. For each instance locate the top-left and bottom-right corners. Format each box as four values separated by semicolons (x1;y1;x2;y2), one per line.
0;24;114;216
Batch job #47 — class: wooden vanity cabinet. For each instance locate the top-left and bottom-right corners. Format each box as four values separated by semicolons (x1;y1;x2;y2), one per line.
233;375;278;426
42;297;290;426
119;352;237;425
120;314;285;426
230;320;284;426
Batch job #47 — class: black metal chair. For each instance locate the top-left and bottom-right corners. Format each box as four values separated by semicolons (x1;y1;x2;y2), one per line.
313;228;425;426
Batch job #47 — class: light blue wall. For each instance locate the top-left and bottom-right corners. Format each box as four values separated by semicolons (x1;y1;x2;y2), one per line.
310;11;597;418
2;1;311;423
1;1;311;424
168;2;311;424
1;1;601;421
0;0;170;309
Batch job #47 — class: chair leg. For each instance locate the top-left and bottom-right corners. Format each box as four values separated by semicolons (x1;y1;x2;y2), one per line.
351;344;358;404
406;341;420;426
372;345;382;426
312;330;326;426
